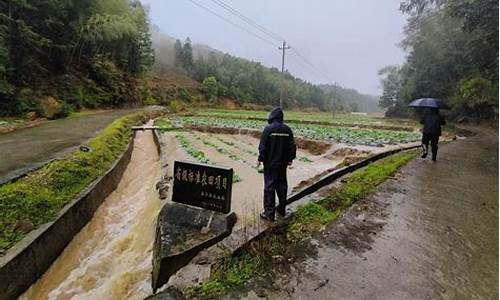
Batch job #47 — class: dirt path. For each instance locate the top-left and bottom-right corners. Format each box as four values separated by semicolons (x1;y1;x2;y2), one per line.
240;130;498;300
0;109;141;184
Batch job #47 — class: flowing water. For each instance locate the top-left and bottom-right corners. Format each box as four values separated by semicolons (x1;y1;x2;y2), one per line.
21;130;161;300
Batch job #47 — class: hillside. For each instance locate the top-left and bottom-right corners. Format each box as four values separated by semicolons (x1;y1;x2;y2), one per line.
150;27;380;113
0;0;154;118
319;85;381;113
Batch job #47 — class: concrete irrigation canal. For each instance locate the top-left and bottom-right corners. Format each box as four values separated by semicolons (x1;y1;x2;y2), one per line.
20;130;161;300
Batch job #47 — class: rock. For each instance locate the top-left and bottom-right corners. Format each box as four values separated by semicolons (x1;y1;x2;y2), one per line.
256;288;268;298
457;116;471;124
25;112;37;121
145;287;183;300
155;180;170;200
151;203;237;292
40;96;60;119
314;279;329;291
14;219;35;233
79;145;91;152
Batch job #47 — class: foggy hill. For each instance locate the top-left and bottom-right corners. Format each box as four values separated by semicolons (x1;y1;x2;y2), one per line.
150;26;380;112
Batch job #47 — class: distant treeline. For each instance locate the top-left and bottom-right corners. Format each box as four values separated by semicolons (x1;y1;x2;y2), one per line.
152;29;380;113
379;0;498;120
0;0;153;117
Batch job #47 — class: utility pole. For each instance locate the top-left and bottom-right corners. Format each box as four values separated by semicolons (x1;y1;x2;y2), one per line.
332;82;337;119
279;40;290;108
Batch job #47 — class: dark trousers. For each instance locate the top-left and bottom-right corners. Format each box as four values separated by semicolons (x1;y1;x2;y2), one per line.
422;133;439;159
263;167;288;217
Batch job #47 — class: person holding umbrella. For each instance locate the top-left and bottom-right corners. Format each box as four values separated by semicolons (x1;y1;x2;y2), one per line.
408;98;448;162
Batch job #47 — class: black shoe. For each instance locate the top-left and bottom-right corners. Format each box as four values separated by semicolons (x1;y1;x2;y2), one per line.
260;212;275;222
276;205;286;217
432;157;436;162
421;152;427;158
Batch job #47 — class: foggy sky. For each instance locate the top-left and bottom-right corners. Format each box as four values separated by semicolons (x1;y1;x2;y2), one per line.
141;0;407;95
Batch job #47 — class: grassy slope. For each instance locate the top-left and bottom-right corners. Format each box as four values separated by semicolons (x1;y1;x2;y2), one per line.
0;111;159;251
185;150;417;298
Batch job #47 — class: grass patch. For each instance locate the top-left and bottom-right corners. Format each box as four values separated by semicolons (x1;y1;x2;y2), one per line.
154;117;183;132
0;111;159;251
297;156;313;163
184;150;417;298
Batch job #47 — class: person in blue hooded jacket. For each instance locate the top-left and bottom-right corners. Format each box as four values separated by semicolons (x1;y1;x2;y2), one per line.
257;107;296;221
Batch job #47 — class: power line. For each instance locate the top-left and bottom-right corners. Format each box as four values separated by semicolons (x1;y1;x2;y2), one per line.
290;47;332;82
186;0;333;84
288;55;326;82
208;0;284;42
186;0;279;48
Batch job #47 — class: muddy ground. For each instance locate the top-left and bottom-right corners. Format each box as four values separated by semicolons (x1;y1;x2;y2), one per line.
160;131;338;229
233;129;498;300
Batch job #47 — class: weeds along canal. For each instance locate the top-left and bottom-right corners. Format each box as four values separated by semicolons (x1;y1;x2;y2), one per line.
20;130;161;300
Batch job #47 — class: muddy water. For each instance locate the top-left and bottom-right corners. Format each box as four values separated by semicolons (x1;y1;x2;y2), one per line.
21;131;161;300
240;130;498;300
0;109;141;184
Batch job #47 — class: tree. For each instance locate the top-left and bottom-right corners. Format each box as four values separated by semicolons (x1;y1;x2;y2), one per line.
453;77;498;119
181;37;193;70
202;76;218;102
378;66;403;109
380;0;498;120
174;39;183;67
0;0;155;116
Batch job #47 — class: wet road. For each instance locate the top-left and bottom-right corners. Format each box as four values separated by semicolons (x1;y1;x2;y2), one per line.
243;130;498;300
0;109;139;184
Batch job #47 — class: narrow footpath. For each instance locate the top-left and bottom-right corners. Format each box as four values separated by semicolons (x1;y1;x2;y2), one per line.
242;129;498;300
0;108;147;184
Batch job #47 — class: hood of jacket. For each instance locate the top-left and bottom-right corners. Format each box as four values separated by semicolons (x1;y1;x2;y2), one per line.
267;107;284;124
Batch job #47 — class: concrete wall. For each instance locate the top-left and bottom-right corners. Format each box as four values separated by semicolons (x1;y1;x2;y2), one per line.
0;135;136;300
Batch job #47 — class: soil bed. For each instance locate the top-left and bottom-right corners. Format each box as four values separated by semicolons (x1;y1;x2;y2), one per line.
162;131;337;229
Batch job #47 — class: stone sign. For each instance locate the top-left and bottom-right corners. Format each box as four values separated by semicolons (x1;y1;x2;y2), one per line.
171;161;233;214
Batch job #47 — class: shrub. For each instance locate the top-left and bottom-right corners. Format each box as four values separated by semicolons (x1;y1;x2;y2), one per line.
52;102;74;119
169;99;185;113
452;77;498;119
178;88;192;102
202;76;219;102
15;88;40;116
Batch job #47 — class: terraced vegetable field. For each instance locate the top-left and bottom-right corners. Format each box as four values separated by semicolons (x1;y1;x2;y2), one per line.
169;116;420;146
158;130;340;227
193;109;381;125
155;110;422;228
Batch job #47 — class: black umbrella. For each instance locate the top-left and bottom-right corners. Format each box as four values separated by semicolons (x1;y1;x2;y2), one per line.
408;98;450;109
